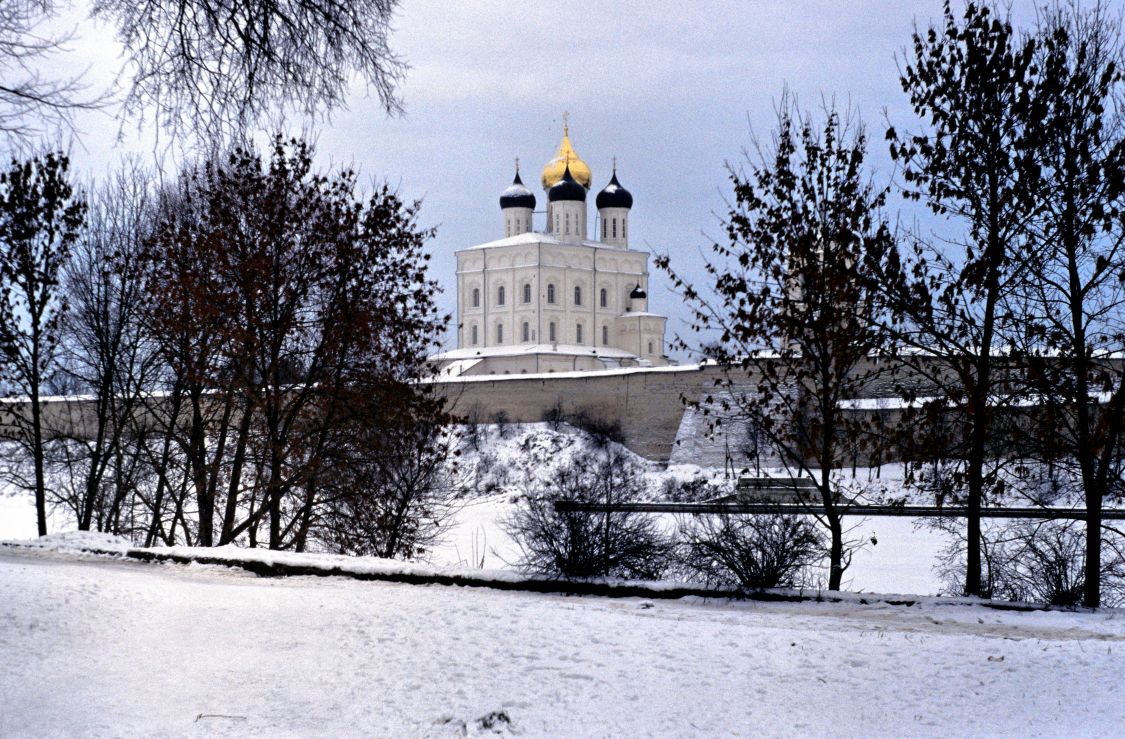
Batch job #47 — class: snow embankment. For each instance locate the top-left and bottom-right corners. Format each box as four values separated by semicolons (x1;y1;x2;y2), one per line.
0;532;1092;614
2;548;1124;736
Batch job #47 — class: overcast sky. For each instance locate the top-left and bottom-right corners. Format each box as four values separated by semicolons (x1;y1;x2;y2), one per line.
38;0;1040;356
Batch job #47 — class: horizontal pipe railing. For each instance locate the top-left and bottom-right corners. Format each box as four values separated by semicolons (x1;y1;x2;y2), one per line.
553;501;1125;519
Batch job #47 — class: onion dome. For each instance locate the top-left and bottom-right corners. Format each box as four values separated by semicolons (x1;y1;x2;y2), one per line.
548;163;587;202
596;169;633;210
630;283;647;300
541;120;592;189
499;170;536;210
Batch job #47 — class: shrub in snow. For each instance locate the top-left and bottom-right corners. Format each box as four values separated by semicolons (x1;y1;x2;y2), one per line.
503;449;671;579
934;519;1125;607
676;514;825;590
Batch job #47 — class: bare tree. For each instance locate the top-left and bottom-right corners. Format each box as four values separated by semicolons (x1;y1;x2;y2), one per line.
139;137;445;550
0;152;85;536
879;1;1041;597
0;1;104;146
93;0;407;141
658;96;894;590
318;389;456;559
1010;2;1125;608
52;160;158;534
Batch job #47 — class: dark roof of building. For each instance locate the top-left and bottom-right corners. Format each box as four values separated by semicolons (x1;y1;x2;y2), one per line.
596;171;633;210
499;171;536;210
547;163;587;203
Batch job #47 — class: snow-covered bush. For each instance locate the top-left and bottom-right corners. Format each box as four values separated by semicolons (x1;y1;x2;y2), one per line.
503;449;671;579
676;514;825;590
660;475;726;502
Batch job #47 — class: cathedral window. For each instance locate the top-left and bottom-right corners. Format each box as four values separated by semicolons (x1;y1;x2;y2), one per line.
603;218;607;237
612;218;617;238
496;323;504;343
471;288;480;308
576;323;584;344
549;322;556;342
574;286;582;306
602;325;608;345
565;212;570;234
522;322;529;342
547;284;556;304
600;288;607;308
623;220;627;239
497;285;505;306
471;324;478;345
648;341;654;354
523;283;531;303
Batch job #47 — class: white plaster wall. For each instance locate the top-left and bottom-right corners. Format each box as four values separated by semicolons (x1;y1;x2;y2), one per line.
455;239;660;356
597;207;629;248
503;207;533;238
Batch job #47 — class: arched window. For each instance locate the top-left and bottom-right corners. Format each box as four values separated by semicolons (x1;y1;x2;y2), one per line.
470;324;478;345
574;286;582;306
576;323;584;344
603;218;607;237
471;288;480;308
565;212;570;234
547;284;556;304
522;284;532;303
497;285;505;306
648;341;654;355
612;218;617;238
522;322;529;342
554;214;559;232
622;220;627;239
602;325;608;345
548;322;557;342
599;288;607;308
496;323;504;343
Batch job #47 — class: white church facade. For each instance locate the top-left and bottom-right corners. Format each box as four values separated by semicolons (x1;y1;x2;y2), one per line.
431;123;670;377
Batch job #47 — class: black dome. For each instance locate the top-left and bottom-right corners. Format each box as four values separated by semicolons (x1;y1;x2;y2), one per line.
596;171;633;210
630;283;647;300
500;171;536;210
548;164;587;202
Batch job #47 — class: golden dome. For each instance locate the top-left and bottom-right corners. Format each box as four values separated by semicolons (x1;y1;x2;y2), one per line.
541;119;591;190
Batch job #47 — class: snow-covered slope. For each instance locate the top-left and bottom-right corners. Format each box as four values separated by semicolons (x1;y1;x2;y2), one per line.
1;547;1122;737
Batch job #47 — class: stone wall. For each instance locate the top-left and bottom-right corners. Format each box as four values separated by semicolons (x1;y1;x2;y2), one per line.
433;365;718;462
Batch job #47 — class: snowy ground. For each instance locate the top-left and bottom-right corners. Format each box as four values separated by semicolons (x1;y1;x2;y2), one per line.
2;546;1123;737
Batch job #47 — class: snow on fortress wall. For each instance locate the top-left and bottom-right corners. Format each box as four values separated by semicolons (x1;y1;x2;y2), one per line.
433;364;707;462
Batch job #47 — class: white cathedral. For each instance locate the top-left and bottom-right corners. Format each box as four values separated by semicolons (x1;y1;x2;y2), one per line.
431;122;670;377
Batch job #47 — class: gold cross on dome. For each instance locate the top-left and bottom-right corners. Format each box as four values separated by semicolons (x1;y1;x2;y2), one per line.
563;111;569;135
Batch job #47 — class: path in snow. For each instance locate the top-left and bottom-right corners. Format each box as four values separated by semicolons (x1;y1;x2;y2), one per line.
1;549;1122;737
